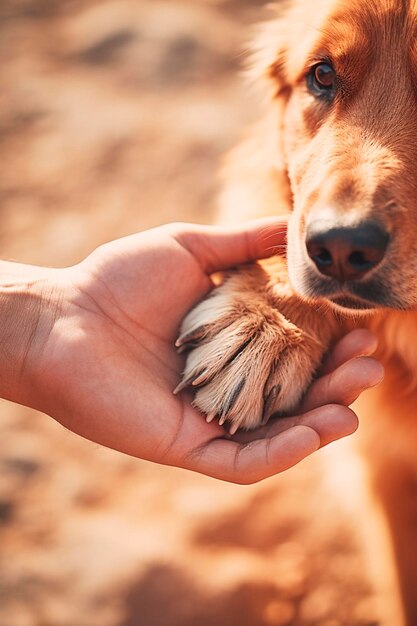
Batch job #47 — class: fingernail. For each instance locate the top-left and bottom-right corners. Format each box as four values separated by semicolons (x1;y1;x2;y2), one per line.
356;357;385;387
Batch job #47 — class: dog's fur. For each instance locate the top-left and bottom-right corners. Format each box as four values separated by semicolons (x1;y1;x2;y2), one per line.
177;1;417;623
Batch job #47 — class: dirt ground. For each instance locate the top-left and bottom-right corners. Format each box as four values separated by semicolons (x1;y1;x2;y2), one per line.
0;2;382;625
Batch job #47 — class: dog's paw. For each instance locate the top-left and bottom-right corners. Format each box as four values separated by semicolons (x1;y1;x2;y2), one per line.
174;276;325;433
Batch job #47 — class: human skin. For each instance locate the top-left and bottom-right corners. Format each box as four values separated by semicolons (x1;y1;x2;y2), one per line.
0;219;383;483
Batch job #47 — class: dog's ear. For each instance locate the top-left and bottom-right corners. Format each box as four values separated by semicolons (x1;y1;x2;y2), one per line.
218;2;295;223
248;2;292;99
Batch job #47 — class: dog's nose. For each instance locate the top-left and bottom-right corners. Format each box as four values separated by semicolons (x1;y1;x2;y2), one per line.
306;220;389;281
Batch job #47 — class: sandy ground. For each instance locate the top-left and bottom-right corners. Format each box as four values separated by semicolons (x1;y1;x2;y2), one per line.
0;2;382;625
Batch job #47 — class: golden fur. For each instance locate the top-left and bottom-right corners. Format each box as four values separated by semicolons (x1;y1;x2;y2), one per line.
177;1;417;622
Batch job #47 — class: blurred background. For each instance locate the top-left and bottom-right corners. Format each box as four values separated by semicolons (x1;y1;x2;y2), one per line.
0;1;382;625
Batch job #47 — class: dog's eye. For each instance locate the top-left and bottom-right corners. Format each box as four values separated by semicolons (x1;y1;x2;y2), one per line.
307;62;337;99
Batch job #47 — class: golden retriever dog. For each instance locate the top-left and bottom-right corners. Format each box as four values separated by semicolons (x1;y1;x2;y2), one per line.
176;1;417;623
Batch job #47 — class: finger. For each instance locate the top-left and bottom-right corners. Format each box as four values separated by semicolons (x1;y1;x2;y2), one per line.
246;404;358;448
184;424;320;484
321;329;378;374
300;356;384;413
292;404;359;447
172;218;287;273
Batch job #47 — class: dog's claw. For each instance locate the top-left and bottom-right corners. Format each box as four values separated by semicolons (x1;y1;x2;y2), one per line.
262;384;282;425
229;422;239;436
191;369;210;387
222;378;246;416
175;325;208;349
173;376;192;395
173;368;208;394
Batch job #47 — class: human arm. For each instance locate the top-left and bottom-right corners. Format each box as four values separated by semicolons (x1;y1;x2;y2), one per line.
0;220;383;483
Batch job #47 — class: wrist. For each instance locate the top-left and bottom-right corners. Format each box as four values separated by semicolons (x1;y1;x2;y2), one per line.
0;261;62;408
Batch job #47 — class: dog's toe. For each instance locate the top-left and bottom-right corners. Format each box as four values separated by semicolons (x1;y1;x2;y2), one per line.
175;277;323;431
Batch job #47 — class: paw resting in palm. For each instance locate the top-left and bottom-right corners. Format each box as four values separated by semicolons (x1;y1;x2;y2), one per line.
174;268;327;433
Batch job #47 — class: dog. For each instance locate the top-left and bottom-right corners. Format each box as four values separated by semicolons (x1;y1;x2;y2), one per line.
176;1;417;623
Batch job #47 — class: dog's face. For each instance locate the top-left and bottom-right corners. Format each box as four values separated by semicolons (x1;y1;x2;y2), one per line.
263;0;417;312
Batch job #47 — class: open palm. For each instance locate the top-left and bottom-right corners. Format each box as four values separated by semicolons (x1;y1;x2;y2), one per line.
29;221;383;483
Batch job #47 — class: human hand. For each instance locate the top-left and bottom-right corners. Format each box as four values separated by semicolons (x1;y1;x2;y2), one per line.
4;220;384;483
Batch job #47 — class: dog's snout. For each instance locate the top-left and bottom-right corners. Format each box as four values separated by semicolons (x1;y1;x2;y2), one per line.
306;220;389;282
